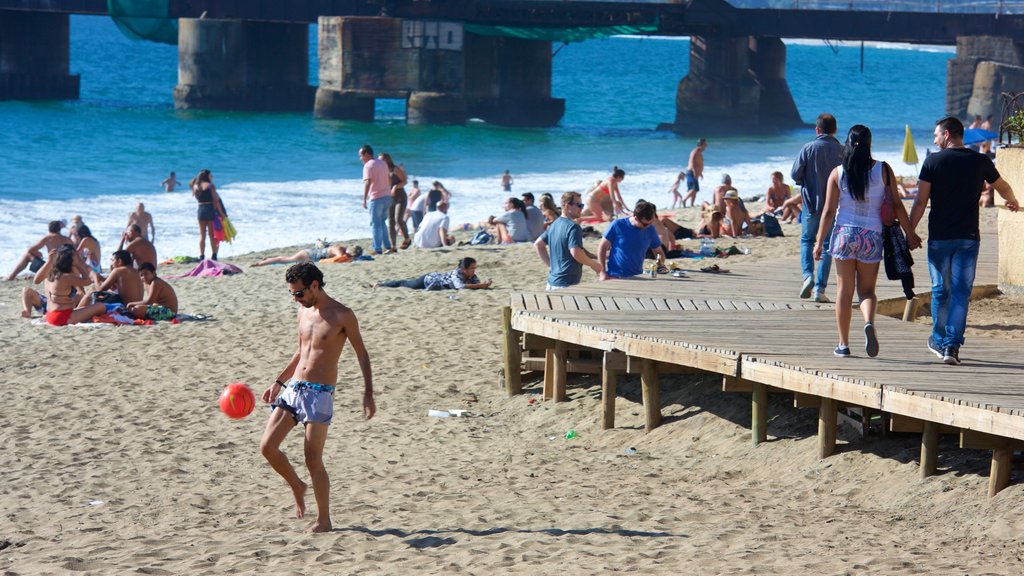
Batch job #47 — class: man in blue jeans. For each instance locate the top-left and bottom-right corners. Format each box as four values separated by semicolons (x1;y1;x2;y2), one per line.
359;144;393;254
910;116;1019;365
792;113;843;302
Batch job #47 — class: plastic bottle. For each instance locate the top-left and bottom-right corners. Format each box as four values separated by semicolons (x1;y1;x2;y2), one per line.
564;429;577;440
700;238;715;256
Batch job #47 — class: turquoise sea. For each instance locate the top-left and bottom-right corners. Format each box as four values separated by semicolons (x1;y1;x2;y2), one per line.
0;16;954;267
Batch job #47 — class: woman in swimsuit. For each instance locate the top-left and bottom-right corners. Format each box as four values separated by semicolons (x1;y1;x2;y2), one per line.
583;166;627;221
31;244;106;325
379;153;411;251
191;169;226;261
540;193;560;228
251;243;359;267
75;224;102;274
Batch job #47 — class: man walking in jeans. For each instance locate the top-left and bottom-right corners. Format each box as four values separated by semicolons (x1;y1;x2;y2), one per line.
360;144;393;255
792;113;843;302
909;116;1019;365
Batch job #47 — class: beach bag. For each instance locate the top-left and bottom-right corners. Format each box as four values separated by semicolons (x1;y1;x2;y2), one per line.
762;213;784;237
880;161;896;226
469;230;493;245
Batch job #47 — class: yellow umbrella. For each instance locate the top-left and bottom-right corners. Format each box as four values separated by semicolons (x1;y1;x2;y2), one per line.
902;124;919;166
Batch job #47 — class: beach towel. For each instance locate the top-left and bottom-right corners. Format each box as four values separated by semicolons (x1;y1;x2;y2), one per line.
166;259;243;279
213;214;225;242
222;216;237;244
322;254;353;264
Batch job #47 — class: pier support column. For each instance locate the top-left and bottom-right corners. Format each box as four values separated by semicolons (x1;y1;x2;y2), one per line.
946;36;1024;127
0;10;79;101
174;19;313;111
674;35;801;132
464;34;564;127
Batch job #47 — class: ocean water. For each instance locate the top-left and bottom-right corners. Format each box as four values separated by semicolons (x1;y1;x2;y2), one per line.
0;16;954;270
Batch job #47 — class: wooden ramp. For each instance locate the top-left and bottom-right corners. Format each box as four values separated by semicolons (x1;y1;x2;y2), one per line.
501;236;1020;496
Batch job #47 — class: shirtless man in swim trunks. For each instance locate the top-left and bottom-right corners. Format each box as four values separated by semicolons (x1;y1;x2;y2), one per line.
87;250;144;305
683;138;707;208
127;203;156;242
119;224;157;270
127;263;178;321
5;220;73;281
260;262;375;533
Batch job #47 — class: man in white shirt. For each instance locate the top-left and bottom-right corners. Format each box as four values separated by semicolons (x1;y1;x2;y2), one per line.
413;201;454;248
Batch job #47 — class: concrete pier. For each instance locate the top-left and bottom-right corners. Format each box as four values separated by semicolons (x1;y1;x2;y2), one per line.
673;35;801;131
463;34;564;127
947;36;1024;126
173;18;313;111
0;10;79;100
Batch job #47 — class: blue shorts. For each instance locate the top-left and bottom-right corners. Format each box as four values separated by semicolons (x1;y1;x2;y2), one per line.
685;170;699;192
271;378;336;425
829;225;883;263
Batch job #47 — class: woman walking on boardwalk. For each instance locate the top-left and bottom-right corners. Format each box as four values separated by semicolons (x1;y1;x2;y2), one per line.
814;125;920;357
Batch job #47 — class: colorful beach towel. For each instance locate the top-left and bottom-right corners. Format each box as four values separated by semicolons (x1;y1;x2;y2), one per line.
166;259;243;279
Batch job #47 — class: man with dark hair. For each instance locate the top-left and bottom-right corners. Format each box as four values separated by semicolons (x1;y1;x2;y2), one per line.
88;250;144;305
260;262;375;533
127;262;178;321
792;112;843;302
535;191;603;289
118;224;157;270
360;144;393;255
520;192;545;241
683;138;707;208
598;200;666;279
5;220;73;281
909;116;1019;365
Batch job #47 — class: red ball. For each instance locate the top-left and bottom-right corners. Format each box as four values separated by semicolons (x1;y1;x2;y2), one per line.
219;382;256;419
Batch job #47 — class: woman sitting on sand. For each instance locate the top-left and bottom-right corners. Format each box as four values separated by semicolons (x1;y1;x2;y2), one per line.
252;242;362;267
540;193;560;228
582;166;628;221
75;224;102;274
485;197;531;243
23;244;105;325
374;257;493;291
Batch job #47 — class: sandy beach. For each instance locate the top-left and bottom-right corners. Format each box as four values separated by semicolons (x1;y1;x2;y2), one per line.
3;204;1024;575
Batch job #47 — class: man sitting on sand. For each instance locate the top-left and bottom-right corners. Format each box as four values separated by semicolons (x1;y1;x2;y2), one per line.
252;242;357;267
126;263;178;321
598;199;667;279
87;250;145;305
260;262;375;533
722;190;752;237
6;220;73;281
413;201;455;248
119;224;157;270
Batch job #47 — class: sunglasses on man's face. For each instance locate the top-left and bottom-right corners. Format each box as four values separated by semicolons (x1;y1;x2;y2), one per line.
575;203;585;209
289;288;307;298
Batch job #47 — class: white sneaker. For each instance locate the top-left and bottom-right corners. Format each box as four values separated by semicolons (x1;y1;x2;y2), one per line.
812;293;830;303
799;277;813;299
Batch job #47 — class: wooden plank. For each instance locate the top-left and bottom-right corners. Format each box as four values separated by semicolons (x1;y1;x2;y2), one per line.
640;358;662;433
549;294;565;311
723;376;752;392
882;388;1024;442
543;348;554;400
794;393;820;408
587;296;607;311
890;414;958;435
522;357;602;374
741;359;882;409
960;430;1024;451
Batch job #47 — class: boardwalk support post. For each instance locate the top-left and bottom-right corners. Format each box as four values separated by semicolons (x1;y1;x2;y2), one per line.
818;397;837;458
640;358;662;433
902;297;920;322
552;341;568;402
921;421;939;478
602;352;622;430
989;444;1013;497
752;382;767;446
501;306;522;396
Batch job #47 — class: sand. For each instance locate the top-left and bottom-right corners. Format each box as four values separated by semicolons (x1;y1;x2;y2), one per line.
3;203;1024;575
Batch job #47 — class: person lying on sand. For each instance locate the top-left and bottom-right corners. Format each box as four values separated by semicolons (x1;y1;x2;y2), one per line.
252;242;361;267
374;257;492;290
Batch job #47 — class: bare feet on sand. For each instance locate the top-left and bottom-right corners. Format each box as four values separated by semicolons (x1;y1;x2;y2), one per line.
20;310;31;318
291;481;307;519
307;519;333;533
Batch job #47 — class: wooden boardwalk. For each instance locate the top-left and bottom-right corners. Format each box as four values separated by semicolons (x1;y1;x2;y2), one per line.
502;234;1024;496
